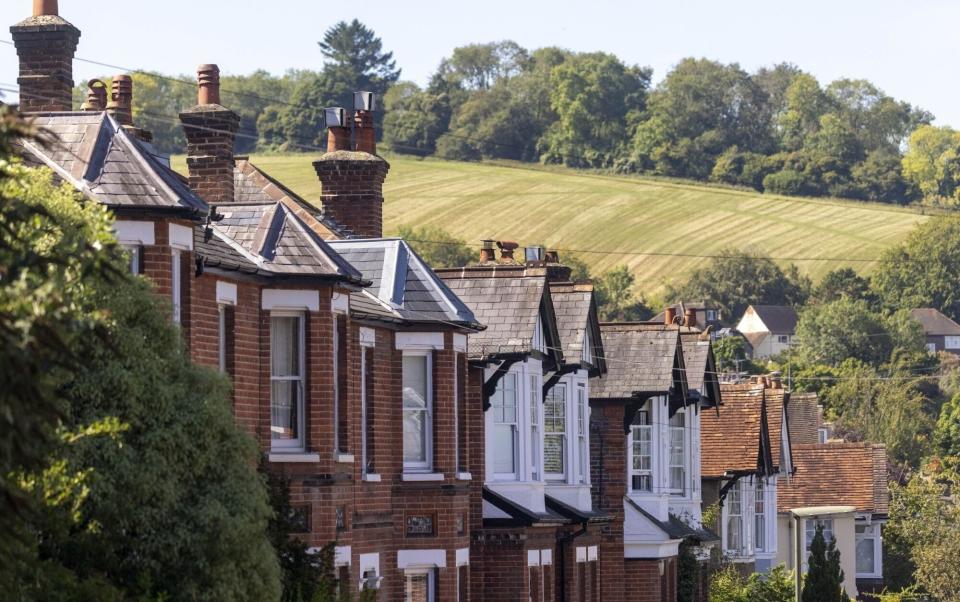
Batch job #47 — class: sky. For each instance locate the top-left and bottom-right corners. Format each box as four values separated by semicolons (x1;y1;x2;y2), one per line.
1;0;958;126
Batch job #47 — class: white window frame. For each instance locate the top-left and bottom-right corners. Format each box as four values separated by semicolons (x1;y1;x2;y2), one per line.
804;518;836;566
270;312;306;451
404;566;436;602
492;372;520;481
668;409;687;496
530;374;542;481
628;403;653;494
777;334;790;344
218;304;227;373
946;336;960;350
544;383;568;482
171;249;182;324
360;345;372;476
576;383;588;485
402;351;434;473
123;245;141;275
855;522;883;578
725;480;745;555
755;479;766;552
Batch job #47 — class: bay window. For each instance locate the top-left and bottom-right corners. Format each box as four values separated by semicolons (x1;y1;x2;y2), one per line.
669;410;687;495
402;353;433;472
577;384;588;484
755;479;766;552
361;346;373;475
270;314;305;449
530;375;541;481
726;481;744;554
629;406;652;493
492;373;519;479
544;384;567;481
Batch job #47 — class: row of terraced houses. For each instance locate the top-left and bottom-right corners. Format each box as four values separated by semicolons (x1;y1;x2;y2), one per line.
10;2;890;600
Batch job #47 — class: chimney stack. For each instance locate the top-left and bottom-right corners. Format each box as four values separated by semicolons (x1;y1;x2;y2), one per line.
106;75;133;126
664;307;677;326
179;64;240;205
684;308;697;329
81;79;107;112
497;241;519;263
11;0;80;112
312;91;389;238
479;240;497;264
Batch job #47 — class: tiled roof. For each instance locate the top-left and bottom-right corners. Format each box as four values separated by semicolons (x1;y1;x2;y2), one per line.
788;392;820;445
701;384;768;478
234;158;350;240
550;281;605;372
197;201;364;282
591;324;683;399
765;387;788;471
680;333;722;407
777;443;888;515
746;305;798;334
329;239;481;329
910;308;960;336
435;265;559;358
20;112;207;216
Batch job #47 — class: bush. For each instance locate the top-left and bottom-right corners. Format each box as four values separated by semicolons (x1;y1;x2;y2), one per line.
763;169;811;196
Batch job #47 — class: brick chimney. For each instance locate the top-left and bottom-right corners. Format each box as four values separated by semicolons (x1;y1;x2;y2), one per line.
179;64;240;204
543;249;573;282
10;0;81;113
312;92;389;238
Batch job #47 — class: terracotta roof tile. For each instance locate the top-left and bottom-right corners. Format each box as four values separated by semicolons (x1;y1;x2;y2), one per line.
777;443;888;515
701;384;766;478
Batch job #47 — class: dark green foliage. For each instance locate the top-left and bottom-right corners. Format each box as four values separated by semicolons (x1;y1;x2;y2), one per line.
812;267;873;305
713;336;762;374
668;249;809;321
594;265;653;322
382;82;450;156
802;524;846;602
708;563;794;602
677;541;699;602
396;224;475;268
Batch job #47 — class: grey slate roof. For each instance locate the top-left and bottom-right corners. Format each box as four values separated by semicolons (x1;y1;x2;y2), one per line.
910;308;960;336
435;265;562;360
592;324;685;399
197;201;364;282
19;112;207;216
748;305;799;334
550;281;606;373
328;239;481;329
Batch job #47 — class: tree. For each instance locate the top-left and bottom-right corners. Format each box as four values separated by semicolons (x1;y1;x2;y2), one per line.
396;224;475;268
382;82;449;156
779;73;832;151
318;19;400;97
812;267;872;304
935;392;960;464
668;249;809;321
901;125;960;204
708;563;794;602
873;217;960;321
432;41;529;91
540;52;651;168
802;523;846;602
1;164;280;598
594;265;653;322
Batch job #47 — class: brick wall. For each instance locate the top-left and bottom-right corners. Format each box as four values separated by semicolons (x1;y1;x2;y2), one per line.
11;16;80;112
180;106;240;205
312;154;389;238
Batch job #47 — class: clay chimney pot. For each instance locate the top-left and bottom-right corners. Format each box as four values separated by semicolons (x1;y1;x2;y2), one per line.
684;308;697;328
197;64;221;106
664;307;677;326
33;0;58;16
82;79;107;112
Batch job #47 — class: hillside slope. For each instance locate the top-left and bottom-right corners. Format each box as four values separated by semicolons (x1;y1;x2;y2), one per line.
173;153;929;296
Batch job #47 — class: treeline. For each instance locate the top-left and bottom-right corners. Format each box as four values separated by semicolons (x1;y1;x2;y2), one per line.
84;20;960;206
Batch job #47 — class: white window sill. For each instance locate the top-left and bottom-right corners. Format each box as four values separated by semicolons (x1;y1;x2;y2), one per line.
362;473;382;482
402;472;445;482
269;452;321;463
335;453;355;463
456;472;472;481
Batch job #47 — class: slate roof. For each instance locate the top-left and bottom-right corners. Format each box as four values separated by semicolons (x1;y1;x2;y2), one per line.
680;333;721;407
197;201;364;282
550;281;605;373
435;265;561;359
234;158;351;240
777;443;888;516
624;497;721;543
910;308;960;336
328;239;481;329
592;324;684;400
701;384;771;478
745;305;798;334
19;112;207;216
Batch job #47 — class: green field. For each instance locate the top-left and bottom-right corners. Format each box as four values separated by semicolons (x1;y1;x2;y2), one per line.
173;153;930;296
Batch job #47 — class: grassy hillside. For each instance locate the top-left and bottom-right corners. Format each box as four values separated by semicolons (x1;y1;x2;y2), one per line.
173;153;930;297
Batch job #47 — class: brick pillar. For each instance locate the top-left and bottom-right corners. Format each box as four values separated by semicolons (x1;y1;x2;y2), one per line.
179;64;239;204
313;153;389;238
592;400;627;602
10;3;80;113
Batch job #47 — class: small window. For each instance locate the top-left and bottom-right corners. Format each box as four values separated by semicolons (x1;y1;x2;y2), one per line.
544;384;567;481
405;568;436;602
403;353;433;472
777;334;790;344
805;518;836;553
926;342;938;354
530;375;541;481
361;347;374;475
706;309;717;322
124;245;141;275
668;410;686;495
577;384;588;484
492;373;519;479
818;428;828;444
270;314;305;450
946;336;960;350
630;406;652;493
171;250;182;324
755;480;766;552
856;524;881;576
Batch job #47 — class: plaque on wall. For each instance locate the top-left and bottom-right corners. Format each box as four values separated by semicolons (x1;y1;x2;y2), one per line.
406;515;435;536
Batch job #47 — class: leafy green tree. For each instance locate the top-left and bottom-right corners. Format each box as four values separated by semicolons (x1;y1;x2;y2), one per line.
712;336;761;374
594;265;652;321
382;82;450;156
812;267;872;304
432;41;529;91
779;73;832;151
318;19;400;98
669;249;809;321
849;149;915;204
540;52;650;168
708;563;794;602
396;224;475;268
935;393;960;464
873;217;960;321
802;524;847;602
901;124;960;204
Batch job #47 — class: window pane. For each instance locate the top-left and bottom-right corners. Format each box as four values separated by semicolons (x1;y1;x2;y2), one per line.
271;380;299;440
403;355;428;409
403;409;427;463
544;435;565;474
494;424;517;473
856;536;875;574
406;572;431;602
271;317;300;377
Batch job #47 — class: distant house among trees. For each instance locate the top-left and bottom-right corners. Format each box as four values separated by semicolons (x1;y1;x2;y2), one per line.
910;307;960;355
736;305;799;359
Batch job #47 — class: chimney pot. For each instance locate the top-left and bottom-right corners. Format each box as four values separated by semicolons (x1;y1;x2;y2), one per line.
684;308;697;329
664;307;677;326
33;0;58;16
197;64;221;106
497;240;519;262
354;91;375;112
353;91;377;154
480;240;497;264
81;79;107;112
106;75;133;127
325;107;351;152
545;250;560;264
524;246;545;263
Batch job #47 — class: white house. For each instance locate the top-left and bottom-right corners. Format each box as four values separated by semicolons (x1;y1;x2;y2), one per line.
736;305;799;360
